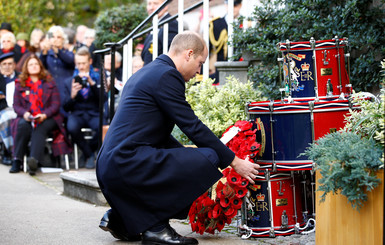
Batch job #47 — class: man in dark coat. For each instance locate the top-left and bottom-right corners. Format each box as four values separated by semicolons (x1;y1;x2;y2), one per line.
62;46;101;169
96;31;260;245
141;0;179;65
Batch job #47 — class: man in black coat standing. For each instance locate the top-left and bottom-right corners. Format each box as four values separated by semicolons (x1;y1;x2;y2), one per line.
141;0;179;65
96;31;260;245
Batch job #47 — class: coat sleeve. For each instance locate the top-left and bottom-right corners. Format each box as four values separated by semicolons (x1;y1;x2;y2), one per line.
13;83;28;117
62;78;76;112
154;69;235;169
58;49;75;69
42;82;60;118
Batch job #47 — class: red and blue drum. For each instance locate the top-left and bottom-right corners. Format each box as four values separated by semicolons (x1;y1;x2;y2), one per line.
240;172;304;237
278;37;351;98
247;96;356;171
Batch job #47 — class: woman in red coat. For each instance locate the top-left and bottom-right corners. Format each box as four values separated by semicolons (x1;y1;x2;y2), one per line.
9;54;71;175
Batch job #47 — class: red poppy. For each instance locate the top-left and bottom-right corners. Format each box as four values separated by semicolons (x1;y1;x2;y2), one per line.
189;120;262;235
227;170;241;186
224;206;237;217
219;196;230;208
237;178;249;188
216;219;226;231
231;198;243;210
222;168;231;177
212;204;222;218
233;185;248;198
235;121;252;131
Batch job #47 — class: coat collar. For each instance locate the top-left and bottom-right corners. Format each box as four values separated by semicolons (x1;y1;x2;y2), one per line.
157;54;176;69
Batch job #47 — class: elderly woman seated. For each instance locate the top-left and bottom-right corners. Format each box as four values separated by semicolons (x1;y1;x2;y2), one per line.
9;54;71;175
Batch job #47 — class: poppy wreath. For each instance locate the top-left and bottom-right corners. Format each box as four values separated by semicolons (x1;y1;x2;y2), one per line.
189;120;261;234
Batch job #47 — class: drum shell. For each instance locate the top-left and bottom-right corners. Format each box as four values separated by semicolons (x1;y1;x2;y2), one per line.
248;97;353;171
244;173;303;237
279;39;350;98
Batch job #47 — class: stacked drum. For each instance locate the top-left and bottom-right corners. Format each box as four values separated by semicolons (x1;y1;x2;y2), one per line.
239;37;357;238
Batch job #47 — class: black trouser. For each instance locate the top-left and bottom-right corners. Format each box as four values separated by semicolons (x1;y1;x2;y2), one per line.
13;118;57;163
66;113;99;159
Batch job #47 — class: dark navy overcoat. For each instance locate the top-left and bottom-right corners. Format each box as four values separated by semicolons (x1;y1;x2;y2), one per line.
96;55;235;235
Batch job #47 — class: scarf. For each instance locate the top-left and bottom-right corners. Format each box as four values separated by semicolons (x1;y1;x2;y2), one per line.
25;77;43;127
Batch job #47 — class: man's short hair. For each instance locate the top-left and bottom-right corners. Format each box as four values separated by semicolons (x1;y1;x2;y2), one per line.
169;31;205;57
76;46;91;59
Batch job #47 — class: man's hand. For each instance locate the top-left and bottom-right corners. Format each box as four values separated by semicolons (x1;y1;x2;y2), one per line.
71;79;82;99
78;72;95;86
230;156;260;184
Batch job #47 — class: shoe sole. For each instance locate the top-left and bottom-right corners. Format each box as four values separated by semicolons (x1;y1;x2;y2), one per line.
27;157;38;171
99;221;141;241
142;241;198;245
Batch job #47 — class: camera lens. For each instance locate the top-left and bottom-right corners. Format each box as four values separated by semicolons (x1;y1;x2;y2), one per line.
81;77;87;87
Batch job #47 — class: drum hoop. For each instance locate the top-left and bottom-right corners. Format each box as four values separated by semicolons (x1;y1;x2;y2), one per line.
254;176;292;182
280;47;312;52
257;160;313;164
314;46;345;51
248;224;297;230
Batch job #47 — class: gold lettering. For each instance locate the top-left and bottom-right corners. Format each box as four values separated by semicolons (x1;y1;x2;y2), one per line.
256;201;269;211
300;71;313;81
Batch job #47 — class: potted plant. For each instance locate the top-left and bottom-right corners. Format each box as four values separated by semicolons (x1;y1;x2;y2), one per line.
302;78;384;244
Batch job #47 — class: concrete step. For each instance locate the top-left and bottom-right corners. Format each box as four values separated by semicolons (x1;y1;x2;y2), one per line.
60;170;108;206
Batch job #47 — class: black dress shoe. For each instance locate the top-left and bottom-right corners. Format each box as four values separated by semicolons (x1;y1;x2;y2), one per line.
27;157;38;176
9;159;21;173
99;209;141;241
142;225;198;245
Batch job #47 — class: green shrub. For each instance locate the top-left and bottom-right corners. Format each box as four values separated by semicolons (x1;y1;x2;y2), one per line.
303;65;385;209
232;0;385;99
171;76;265;144
302;131;383;210
94;3;147;49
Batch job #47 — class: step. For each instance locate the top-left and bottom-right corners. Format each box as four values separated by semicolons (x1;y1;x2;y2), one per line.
60;171;108;206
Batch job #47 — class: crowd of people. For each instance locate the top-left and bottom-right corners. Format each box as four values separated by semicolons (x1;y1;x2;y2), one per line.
1;1;255;245
0;21;145;175
0;0;243;176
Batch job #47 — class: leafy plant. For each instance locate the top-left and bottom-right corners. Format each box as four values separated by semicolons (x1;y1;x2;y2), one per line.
171;76;265;144
0;0;141;34
93;3;147;49
232;0;385;100
302;131;383;210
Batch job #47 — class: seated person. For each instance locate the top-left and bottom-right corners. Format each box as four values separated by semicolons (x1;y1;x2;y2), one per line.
62;46;101;169
103;52;122;124
10;55;70;175
0;52;18;165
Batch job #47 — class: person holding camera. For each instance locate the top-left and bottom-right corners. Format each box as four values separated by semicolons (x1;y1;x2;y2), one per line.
40;25;75;115
62;46;101;169
10;54;71;174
